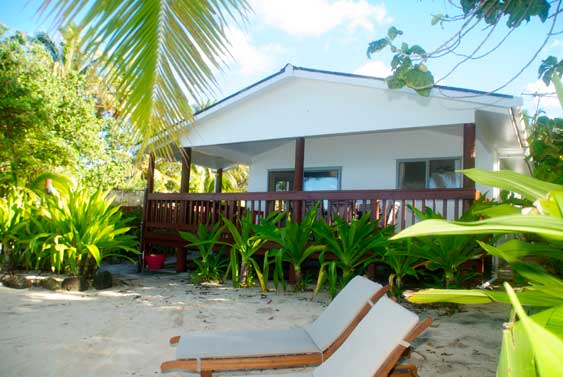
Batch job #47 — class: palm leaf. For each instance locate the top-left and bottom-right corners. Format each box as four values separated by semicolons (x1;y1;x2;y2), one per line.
39;0;250;154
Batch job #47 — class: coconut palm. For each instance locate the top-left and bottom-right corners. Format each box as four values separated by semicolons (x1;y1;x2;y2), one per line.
38;0;250;154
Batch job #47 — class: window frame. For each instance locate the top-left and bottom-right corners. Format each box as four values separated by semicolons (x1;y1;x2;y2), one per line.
396;157;462;189
267;166;342;192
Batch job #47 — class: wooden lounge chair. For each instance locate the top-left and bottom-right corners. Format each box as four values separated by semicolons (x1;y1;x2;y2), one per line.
216;296;431;377
161;276;390;376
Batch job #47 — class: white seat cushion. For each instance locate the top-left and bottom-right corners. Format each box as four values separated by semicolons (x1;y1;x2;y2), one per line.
305;276;382;351
313;296;419;377
176;328;320;359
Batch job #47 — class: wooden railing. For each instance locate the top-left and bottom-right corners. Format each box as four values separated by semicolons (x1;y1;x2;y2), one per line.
143;188;477;236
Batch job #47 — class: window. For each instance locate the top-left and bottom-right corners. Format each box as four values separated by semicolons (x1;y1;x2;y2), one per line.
268;168;340;192
398;158;461;189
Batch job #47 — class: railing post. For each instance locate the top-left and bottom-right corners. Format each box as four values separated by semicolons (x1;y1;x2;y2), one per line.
180;147;192;193
463;123;476;212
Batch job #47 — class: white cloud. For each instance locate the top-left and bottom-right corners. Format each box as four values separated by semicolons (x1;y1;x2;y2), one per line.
354;60;391;78
523;80;563;117
250;0;392;37
224;27;286;77
548;39;563;52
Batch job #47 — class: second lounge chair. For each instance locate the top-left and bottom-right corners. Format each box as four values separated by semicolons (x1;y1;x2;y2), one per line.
161;276;389;376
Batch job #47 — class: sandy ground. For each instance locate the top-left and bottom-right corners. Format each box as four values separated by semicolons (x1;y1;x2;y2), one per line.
0;266;508;377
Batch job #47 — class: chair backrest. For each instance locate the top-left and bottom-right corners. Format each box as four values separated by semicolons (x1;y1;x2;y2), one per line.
313;295;419;377
305;276;383;351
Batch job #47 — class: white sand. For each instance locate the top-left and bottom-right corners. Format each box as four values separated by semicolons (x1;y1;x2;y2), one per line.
0;271;508;377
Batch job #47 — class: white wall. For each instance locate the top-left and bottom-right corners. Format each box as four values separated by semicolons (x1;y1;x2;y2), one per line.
182;77;483;148
247;125;475;191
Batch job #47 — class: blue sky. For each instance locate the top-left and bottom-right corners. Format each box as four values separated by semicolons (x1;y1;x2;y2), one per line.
2;0;562;116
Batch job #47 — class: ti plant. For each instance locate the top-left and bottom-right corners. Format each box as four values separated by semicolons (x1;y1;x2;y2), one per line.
222;211;285;292
259;202;326;291
179;221;227;284
393;169;563;377
313;213;392;298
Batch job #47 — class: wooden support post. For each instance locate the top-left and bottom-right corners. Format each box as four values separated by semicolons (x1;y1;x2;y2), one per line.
463;123;476;212
180;147;192;193
293;137;305;223
176;247;187;273
463;123;476;189
143;153;156;272
215;168;223;193
177;147;191;273
147;153;155;193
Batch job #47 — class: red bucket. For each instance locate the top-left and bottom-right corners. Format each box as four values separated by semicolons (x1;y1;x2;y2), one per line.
145;254;166;270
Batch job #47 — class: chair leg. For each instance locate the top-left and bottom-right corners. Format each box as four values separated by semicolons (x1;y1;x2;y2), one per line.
201;370;213;377
389;365;418;377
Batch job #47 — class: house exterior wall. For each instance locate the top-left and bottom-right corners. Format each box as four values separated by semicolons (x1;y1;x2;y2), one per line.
182;77;485;148
246;125;493;192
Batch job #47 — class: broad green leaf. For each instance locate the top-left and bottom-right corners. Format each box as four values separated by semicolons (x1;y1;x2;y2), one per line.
530;305;563;340
387;26;403;41
367;38;388;57
461;169;563;201
392;215;563;241
478;240;563;264
504;283;563;376
474;204;521;218
406;287;562;307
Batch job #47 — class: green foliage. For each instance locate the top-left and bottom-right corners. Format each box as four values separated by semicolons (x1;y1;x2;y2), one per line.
259;203;325;291
27;187;138;277
222;211;285;292
527;116;563;185
180;221;227;284
0;184;138;277
0;188;38;270
0;29;137;190
538;56;563;86
459;0;550;27
394;168;563;376
499;283;563;377
313;213;391;298
366;2;553;98
367;27;433;96
395;202;489;288
39;0;250;155
382;239;420;293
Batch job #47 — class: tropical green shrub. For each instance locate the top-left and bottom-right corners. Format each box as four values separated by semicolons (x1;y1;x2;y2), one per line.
180;221;227;284
222;211;285;292
313;213;392;298
381;239;421;294
398;201;492;288
259;202;325;291
26;187;138;277
393;169;563;376
0;188;37;271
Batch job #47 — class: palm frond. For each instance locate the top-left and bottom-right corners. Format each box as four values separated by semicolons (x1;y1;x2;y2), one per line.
39;0;250;155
